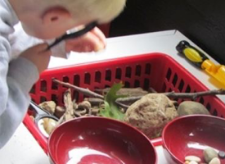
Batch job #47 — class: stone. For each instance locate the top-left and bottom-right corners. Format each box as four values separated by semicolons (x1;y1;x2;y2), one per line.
218;151;225;159
203;147;218;163
185;155;201;162
177;101;210;116
209;157;221;164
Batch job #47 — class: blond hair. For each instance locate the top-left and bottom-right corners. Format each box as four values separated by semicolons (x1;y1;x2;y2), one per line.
47;0;126;24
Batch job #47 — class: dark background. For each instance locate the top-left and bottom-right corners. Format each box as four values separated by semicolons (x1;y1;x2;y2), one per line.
109;0;225;64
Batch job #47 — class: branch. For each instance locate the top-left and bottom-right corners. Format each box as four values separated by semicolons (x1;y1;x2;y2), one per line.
53;79;104;99
53;79;129;109
164;89;225;100
116;96;142;104
85;97;129;110
116;89;225;104
53;79;225;109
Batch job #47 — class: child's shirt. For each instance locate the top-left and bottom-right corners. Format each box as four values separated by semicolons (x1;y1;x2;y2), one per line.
0;0;39;148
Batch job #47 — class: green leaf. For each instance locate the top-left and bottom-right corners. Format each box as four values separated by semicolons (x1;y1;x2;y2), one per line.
99;82;127;121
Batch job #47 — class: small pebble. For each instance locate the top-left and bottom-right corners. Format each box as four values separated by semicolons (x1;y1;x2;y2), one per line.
203;147;218;163
218;151;225;159
209;157;221;164
189;161;198;164
185;155;201;162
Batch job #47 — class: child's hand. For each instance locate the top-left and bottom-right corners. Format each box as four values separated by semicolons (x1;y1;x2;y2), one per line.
65;27;106;53
20;43;51;73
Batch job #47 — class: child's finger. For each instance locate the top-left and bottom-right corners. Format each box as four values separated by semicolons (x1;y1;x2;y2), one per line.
66;32;105;52
91;27;106;46
82;32;105;51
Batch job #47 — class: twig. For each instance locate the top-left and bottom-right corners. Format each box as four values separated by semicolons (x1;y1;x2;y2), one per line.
148;87;157;93
54;79;129;109
115;101;130;109
84;98;104;105
115;87;156;104
86;97;129;110
164;89;225;100
53;79;104;99
116;89;225;104
116;96;142;104
53;79;225;110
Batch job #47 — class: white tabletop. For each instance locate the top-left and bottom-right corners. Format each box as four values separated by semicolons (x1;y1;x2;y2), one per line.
49;30;225;102
0;123;49;164
1;30;224;164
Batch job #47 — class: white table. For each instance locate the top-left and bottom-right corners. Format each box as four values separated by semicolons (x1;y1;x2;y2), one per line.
1;30;224;164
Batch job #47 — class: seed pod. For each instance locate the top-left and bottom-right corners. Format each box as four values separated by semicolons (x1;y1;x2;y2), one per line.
55;106;66;118
39;101;56;114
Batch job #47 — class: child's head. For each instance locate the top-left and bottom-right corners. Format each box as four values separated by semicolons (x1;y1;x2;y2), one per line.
9;0;126;39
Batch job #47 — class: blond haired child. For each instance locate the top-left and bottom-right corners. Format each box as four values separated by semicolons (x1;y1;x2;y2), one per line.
0;0;126;148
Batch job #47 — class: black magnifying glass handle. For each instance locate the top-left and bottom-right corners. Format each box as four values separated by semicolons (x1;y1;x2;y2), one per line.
46;21;97;50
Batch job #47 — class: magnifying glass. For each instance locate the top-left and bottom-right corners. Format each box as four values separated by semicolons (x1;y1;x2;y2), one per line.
29;101;59;137
46;21;97;50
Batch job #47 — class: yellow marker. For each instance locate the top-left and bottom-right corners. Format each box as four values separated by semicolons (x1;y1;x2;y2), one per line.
176;40;225;88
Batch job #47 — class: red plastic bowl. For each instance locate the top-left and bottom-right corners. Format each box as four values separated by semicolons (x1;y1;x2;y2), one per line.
48;117;157;164
162;115;225;164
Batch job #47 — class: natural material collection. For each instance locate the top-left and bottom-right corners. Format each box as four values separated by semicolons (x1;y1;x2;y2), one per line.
29;79;225;141
184;147;225;164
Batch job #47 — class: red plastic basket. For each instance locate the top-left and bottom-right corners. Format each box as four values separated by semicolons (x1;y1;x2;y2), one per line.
23;53;225;154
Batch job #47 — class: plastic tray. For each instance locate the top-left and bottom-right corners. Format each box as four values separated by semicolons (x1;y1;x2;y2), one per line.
23;53;225;154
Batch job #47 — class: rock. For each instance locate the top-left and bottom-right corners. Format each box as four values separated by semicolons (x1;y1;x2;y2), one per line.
209;157;221;164
218;151;225;159
188;161;198;164
203;147;218;163
177;101;210;116
185;155;201;162
124;94;178;139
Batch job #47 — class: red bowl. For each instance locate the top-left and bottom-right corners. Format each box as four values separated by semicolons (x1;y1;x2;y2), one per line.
48;117;157;164
162;115;225;164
